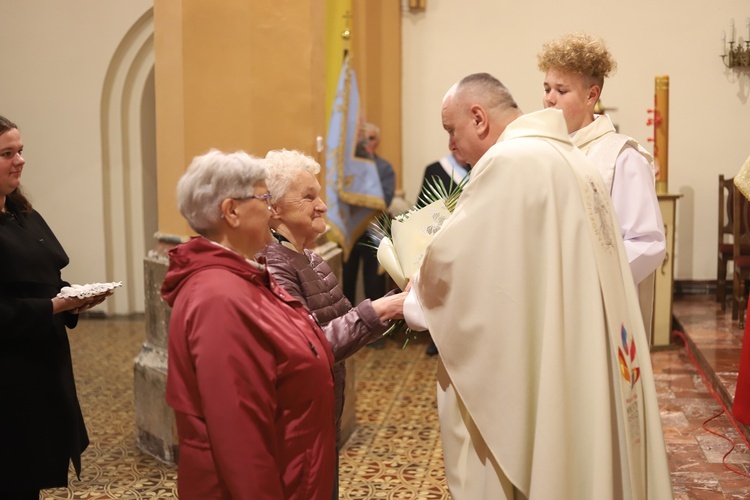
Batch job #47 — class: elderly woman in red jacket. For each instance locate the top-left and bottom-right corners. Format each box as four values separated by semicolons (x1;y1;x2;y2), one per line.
257;149;406;499
161;149;335;499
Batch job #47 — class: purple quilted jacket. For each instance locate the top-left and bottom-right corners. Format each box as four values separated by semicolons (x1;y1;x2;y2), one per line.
258;240;389;448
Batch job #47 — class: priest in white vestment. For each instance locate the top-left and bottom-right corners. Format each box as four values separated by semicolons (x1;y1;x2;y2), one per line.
404;73;672;499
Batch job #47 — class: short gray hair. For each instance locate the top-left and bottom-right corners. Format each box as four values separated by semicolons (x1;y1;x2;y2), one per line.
177;149;268;235
363;122;380;138
265;149;321;203
455;73;518;113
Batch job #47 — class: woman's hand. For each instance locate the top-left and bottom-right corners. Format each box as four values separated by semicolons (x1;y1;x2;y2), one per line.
52;291;114;315
371;291;407;322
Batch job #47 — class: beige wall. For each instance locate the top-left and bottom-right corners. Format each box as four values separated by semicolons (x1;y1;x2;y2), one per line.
401;0;750;282
1;0;747;308
0;1;153;313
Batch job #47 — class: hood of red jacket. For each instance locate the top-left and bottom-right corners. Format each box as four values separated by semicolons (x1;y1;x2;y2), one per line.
161;237;268;307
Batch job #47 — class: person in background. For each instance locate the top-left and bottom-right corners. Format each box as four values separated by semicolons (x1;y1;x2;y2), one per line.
403;74;672;499
417;149;470;207
0;114;111;499
363;122;396;211
258;149;407;499
161;149;335;499
342;123;397;348
417;149;471;356
538;32;666;337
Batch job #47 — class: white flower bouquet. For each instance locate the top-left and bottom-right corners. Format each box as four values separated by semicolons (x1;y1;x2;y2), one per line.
367;175;469;345
375;199;451;290
370;174;468;288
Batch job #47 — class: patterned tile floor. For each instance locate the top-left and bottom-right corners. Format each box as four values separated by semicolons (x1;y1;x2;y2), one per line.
44;318;179;500
41;295;750;499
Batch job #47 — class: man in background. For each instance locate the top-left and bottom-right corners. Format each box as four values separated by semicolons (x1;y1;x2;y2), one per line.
363;122;396;208
342;124;396;346
417;150;470;206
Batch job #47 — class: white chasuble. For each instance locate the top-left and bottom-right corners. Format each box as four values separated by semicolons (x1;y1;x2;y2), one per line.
417;109;672;500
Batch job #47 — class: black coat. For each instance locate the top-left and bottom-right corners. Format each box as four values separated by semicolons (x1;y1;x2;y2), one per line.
0;207;88;491
417;161;454;206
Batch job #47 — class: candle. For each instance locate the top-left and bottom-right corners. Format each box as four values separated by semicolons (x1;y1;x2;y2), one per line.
746;17;749;42
654;76;669;193
722;30;726;55
730;18;735;43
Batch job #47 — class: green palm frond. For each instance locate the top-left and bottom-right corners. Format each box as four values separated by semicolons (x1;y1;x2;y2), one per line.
361;211;392;253
417;173;469;211
381;319;420;349
369;174;468;245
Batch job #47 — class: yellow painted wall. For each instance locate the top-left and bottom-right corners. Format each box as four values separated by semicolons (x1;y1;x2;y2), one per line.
154;0;326;236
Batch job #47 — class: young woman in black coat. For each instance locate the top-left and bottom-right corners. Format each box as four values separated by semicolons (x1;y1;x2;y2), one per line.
0;115;110;498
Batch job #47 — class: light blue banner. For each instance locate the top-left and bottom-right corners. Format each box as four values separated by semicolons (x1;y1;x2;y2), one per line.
325;55;386;258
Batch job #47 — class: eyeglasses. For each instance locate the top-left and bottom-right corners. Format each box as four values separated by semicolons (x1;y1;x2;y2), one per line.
233;193;273;208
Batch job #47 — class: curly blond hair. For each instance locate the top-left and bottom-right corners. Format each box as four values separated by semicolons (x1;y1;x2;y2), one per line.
537;33;617;88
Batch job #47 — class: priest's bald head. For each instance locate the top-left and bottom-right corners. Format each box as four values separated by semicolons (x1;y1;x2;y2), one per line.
441;73;522;167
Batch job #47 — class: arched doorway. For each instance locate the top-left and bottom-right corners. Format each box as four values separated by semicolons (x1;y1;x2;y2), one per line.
101;9;156;315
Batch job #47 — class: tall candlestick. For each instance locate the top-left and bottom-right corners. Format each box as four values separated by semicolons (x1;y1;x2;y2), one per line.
654;75;669;194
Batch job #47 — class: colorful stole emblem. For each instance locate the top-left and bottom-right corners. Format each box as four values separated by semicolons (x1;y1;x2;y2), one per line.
617;323;641;390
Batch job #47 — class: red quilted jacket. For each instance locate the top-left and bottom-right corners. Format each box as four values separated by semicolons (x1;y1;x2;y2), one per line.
162;237;335;499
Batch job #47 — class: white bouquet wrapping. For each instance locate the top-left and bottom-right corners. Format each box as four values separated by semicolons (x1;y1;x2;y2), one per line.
366;174;468;346
376;199;451;290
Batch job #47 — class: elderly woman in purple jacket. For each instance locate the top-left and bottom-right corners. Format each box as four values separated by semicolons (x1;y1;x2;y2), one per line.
258;149;406;498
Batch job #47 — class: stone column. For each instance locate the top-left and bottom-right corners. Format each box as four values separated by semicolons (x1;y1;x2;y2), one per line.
134;245;179;462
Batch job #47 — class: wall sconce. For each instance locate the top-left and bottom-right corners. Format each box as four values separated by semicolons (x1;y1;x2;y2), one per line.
721;18;750;68
407;0;426;11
